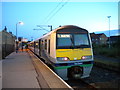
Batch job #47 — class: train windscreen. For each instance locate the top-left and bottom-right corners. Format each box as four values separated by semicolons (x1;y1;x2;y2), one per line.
56;33;90;49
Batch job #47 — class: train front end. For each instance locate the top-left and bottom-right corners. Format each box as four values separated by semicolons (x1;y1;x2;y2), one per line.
54;26;94;80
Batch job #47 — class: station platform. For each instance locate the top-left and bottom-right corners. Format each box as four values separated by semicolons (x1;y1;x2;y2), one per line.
2;49;72;89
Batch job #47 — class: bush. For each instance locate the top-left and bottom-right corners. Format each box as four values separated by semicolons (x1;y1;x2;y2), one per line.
93;44;119;58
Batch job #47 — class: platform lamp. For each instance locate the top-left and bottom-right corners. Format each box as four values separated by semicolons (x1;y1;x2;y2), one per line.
15;21;24;53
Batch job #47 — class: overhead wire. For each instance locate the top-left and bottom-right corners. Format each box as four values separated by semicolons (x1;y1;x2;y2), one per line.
40;0;64;25
44;0;64;22
43;0;70;24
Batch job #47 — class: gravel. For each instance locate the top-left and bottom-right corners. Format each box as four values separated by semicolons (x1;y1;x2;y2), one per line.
84;65;120;88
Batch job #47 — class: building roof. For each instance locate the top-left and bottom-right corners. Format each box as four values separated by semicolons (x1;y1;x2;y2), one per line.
90;33;107;39
108;35;120;41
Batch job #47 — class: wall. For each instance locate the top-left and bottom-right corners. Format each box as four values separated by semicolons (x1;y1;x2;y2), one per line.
99;34;108;44
0;30;15;60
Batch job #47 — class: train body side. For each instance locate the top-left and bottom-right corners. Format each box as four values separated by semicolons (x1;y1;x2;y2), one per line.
39;32;56;64
28;25;94;80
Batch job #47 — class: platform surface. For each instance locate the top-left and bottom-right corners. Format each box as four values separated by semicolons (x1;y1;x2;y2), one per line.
2;49;72;89
2;50;40;88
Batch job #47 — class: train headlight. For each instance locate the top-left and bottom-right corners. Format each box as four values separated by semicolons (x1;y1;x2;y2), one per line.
57;57;70;61
81;55;92;60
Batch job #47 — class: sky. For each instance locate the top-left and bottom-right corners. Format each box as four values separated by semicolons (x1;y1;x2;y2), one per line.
0;0;119;41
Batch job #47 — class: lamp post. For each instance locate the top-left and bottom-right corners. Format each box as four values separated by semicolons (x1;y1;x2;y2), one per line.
16;21;24;40
16;21;24;53
107;16;111;48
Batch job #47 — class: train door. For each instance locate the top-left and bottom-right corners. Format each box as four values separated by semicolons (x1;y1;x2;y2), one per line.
48;39;50;55
39;39;41;56
40;39;44;58
34;41;35;53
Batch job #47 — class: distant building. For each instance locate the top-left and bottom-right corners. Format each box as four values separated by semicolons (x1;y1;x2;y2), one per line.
90;33;108;45
107;35;120;44
22;38;28;42
17;37;28;49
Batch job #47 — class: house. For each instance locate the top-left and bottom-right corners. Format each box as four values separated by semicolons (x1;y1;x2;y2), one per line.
107;35;120;44
90;33;108;45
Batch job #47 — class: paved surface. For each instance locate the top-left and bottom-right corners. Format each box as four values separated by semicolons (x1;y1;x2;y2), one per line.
2;50;40;88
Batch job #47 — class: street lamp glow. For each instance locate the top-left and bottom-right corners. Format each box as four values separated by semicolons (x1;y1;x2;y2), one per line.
16;21;24;40
18;21;24;25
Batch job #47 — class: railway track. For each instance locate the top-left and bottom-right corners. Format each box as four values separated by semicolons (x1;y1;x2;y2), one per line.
65;78;98;89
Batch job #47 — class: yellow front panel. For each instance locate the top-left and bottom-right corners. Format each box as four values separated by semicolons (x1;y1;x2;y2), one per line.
56;48;92;60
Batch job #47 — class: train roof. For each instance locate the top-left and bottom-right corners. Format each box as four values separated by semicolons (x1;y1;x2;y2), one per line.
56;25;86;30
32;25;88;42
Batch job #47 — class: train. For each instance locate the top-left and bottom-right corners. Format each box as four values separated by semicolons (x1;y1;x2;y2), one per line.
28;25;94;80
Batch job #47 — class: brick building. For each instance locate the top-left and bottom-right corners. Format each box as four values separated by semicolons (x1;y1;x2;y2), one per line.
107;35;120;44
90;33;108;45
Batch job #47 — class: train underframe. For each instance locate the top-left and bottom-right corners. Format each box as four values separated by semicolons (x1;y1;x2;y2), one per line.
53;63;93;80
